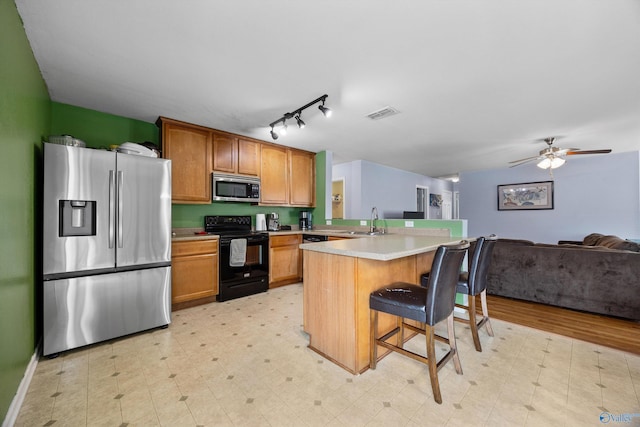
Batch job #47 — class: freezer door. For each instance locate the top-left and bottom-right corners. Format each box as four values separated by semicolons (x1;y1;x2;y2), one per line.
116;154;171;268
43;267;171;356
43;143;117;276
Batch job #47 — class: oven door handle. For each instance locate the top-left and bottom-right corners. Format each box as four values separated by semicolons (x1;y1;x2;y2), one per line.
220;236;268;246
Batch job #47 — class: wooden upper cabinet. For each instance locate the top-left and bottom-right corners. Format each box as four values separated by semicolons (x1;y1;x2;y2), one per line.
213;134;260;176
288;149;316;207
212;132;237;174
159;117;212;204
159;116;313;206
237;138;260;176
260;144;289;205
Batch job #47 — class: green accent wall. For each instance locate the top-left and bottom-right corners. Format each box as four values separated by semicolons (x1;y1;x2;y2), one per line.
172;204;311;229
329;218;466;237
0;0;51;420
50;102;159;149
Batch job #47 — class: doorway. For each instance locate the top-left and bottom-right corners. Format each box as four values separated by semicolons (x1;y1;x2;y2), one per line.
416;186;429;219
332;179;345;219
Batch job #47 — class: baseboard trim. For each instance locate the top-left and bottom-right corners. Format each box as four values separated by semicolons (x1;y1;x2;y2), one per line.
2;344;40;427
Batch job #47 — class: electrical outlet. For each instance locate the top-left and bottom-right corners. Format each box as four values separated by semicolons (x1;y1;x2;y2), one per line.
326;220;332;225
405;221;414;227
360;220;367;226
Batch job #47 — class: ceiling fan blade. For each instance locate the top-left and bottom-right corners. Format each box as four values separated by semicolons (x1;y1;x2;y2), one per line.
508;155;539;164
566;149;612;155
509;158;538;168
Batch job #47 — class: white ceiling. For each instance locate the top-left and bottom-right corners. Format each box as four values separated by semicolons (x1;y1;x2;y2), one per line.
16;0;640;178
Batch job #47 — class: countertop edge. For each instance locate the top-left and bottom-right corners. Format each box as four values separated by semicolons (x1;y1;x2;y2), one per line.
299;236;469;261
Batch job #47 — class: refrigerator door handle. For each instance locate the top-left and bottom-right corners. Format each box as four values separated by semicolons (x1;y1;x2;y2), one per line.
117;170;124;248
108;170;116;248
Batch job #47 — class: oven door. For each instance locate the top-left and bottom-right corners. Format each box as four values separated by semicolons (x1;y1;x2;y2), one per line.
218;234;269;301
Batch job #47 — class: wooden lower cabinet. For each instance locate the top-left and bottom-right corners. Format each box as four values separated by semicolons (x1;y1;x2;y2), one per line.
269;234;302;288
171;239;219;309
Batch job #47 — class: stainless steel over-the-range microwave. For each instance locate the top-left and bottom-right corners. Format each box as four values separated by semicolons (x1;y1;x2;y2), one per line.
212;173;260;202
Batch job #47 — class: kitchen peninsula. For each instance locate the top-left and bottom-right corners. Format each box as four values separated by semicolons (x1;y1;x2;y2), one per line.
301;235;467;374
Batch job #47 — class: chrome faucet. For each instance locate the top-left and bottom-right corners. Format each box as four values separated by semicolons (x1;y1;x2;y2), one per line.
370;207;378;233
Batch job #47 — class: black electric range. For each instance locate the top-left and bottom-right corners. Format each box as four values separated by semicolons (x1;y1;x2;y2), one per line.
204;215;269;301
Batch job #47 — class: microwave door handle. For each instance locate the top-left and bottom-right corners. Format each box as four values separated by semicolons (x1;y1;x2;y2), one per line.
117;171;124;248
108;170;116;248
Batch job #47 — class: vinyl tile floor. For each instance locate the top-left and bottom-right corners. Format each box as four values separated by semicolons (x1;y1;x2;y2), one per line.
15;284;640;426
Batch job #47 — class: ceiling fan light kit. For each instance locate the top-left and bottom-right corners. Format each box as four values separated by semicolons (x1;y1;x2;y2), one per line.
537;156;565;170
269;94;331;140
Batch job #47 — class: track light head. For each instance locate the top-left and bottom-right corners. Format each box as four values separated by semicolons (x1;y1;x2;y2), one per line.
279;122;288;136
270;127;279;140
295;114;306;129
318;104;332;118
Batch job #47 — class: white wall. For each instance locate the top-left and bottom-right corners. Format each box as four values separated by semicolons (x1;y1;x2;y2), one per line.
332;160;453;219
459;151;640;243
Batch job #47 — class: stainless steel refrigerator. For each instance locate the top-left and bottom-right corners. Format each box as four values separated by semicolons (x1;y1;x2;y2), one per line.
42;142;172;356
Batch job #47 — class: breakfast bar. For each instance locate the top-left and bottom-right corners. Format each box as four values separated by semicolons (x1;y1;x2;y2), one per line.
300;235;467;374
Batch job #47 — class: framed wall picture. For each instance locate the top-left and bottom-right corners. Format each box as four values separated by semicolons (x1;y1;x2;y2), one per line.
497;181;554;211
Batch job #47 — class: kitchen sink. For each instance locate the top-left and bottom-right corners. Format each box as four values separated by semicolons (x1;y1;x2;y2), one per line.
347;231;384;236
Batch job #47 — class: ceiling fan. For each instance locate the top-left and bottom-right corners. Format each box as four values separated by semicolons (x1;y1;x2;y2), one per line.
509;137;612;172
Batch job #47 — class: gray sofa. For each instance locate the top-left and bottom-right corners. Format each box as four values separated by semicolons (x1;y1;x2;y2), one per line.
486;234;640;320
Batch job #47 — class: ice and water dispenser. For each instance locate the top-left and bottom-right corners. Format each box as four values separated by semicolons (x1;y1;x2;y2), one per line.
59;200;96;236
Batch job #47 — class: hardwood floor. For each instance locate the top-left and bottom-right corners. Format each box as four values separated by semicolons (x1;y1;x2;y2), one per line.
481;294;640;355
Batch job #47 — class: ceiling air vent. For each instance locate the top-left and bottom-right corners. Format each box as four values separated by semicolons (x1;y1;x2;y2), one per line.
366;106;399;120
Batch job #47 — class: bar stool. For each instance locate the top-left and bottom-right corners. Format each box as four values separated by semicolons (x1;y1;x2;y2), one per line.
423;235;497;352
369;241;469;404
455;235;497;351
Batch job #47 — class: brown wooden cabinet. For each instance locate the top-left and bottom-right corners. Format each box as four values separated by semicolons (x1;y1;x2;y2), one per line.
269;234;302;287
237;138;261;176
158;116;314;207
260;144;289;205
260;145;315;206
158;117;212;204
212;132;237;174
171;239;219;309
288;149;315;207
212;133;261;176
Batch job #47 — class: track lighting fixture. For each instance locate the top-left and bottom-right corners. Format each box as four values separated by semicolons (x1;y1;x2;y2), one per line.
268;94;331;140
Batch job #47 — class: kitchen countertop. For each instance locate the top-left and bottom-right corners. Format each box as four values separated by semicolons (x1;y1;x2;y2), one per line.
171;226;452;244
171;227;365;241
299;234;469;261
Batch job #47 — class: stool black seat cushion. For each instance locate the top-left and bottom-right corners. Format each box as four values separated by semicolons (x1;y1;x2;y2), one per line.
370;284;428;323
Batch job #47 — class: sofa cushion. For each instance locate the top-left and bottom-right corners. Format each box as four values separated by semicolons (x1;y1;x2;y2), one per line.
583;233;604;246
583;233;640;252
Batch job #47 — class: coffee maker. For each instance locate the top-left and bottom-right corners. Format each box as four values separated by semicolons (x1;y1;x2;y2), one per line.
267;212;280;231
299;211;313;231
